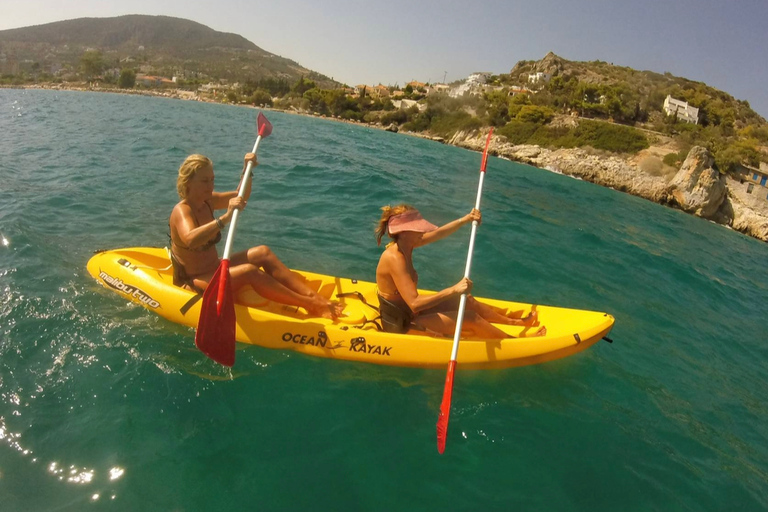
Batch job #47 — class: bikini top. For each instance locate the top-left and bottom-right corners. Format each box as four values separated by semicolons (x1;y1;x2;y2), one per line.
170;201;221;252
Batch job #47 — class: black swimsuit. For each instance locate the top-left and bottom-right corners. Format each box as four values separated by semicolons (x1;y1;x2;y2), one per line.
377;294;414;334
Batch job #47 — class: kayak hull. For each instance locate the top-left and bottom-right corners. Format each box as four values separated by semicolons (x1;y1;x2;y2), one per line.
86;247;614;369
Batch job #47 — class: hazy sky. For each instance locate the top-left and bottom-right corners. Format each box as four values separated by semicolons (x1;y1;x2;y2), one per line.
2;0;767;118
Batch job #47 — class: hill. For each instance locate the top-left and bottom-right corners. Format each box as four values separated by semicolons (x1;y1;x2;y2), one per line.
505;52;766;129
484;52;768;172
0;15;339;88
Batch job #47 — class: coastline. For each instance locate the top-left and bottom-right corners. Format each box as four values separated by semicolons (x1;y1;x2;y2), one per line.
6;83;767;244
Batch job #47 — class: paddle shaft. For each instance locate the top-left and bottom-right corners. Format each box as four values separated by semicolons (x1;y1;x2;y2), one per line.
437;128;493;454
221;135;264;260
215;136;264;313
449;170;486;357
196;112;272;366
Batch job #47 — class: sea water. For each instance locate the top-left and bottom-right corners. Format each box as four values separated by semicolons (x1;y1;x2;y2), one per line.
1;89;767;511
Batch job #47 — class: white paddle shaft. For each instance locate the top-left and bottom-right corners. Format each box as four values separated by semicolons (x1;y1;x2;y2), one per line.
448;170;487;361
221;136;263;260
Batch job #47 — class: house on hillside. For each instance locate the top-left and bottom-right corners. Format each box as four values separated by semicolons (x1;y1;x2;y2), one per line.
391;98;426;112
449;72;492;98
371;85;390;98
743;162;768;199
508;86;531;97
528;72;552;84
663;95;699;124
429;83;450;94
136;75;176;88
407;80;427;91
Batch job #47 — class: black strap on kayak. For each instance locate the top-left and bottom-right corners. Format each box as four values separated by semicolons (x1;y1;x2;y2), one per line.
336;292;383;331
180;293;202;316
336;291;379;312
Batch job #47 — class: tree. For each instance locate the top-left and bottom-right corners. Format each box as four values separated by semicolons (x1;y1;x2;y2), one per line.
516;105;555;124
302;88;327;114
80;51;104;79
118;69;136;89
248;88;273;107
292;77;316;96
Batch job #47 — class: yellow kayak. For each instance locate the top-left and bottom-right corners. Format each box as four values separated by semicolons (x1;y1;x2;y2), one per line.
86;247;614;369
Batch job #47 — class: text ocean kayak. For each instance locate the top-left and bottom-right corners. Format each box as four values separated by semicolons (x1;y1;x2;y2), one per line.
87;247;614;369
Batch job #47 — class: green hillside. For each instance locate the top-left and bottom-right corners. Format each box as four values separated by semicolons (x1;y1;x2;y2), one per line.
0;15;339;87
505;52;765;129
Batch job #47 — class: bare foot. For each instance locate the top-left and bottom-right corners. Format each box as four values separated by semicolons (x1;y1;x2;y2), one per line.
502;309;538;326
328;301;344;319
524;325;547;337
308;300;344;320
523;310;538;326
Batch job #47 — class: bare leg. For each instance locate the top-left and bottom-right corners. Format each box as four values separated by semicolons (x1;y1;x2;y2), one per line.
238;246;318;295
228;264;326;314
232;248;342;318
466;297;547;336
415;310;510;339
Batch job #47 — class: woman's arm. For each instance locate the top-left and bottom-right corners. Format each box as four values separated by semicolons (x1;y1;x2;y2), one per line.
209;153;257;209
417;209;480;247
386;252;472;313
171;204;223;250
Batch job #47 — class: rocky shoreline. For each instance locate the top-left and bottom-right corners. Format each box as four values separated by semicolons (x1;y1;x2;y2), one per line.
446;130;768;243
6;84;768;243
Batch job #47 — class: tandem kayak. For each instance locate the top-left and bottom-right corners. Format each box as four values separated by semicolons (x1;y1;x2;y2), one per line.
86;247;614;369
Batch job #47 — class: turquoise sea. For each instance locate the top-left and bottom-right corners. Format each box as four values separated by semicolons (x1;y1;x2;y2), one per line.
1;88;767;511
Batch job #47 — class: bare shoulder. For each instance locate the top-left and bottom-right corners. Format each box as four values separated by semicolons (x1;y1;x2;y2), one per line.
170;202;192;223
380;245;406;269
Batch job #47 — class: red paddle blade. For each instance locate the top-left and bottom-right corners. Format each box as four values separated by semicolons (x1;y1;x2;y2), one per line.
194;260;236;366
480;128;494;172
257;112;273;138
436;360;457;454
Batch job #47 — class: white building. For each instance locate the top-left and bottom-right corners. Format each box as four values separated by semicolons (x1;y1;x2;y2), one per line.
391;99;426;112
449;72;492;98
663;95;699;124
466;72;491;85
528;72;552;84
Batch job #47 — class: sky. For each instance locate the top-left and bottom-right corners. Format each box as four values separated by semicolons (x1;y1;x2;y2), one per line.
1;0;767;118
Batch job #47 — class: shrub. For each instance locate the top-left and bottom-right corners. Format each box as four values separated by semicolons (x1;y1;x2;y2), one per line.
429;111;482;137
497;119;649;153
572;120;649;153
516;105;555;124
381;109;409;125
497;121;541;144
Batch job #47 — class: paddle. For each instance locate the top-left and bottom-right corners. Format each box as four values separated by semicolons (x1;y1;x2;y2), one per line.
436;128;494;454
194;112;273;366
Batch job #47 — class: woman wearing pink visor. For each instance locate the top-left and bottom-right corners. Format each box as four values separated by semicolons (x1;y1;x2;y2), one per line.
374;205;546;337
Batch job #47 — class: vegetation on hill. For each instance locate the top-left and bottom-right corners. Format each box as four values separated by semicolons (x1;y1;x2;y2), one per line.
0;15;339;88
2;16;765;174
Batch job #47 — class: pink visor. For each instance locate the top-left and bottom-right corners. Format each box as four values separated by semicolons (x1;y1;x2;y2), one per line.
388;210;438;235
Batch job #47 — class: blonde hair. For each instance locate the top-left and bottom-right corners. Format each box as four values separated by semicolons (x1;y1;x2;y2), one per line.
176;154;213;199
375;204;416;246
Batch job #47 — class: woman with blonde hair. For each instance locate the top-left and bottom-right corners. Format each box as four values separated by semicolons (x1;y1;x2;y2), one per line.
169;152;341;319
375;204;545;337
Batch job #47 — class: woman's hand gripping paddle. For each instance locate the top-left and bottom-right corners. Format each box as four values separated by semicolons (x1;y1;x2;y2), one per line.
436;128;493;454
195;112;273;366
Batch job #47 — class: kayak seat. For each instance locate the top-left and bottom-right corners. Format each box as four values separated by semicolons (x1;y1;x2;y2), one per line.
337;302;366;325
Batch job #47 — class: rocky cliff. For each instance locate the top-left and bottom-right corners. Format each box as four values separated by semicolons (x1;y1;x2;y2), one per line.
447;130;768;242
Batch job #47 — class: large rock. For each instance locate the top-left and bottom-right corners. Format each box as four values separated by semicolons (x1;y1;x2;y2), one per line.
441;131;768;244
669;146;727;219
